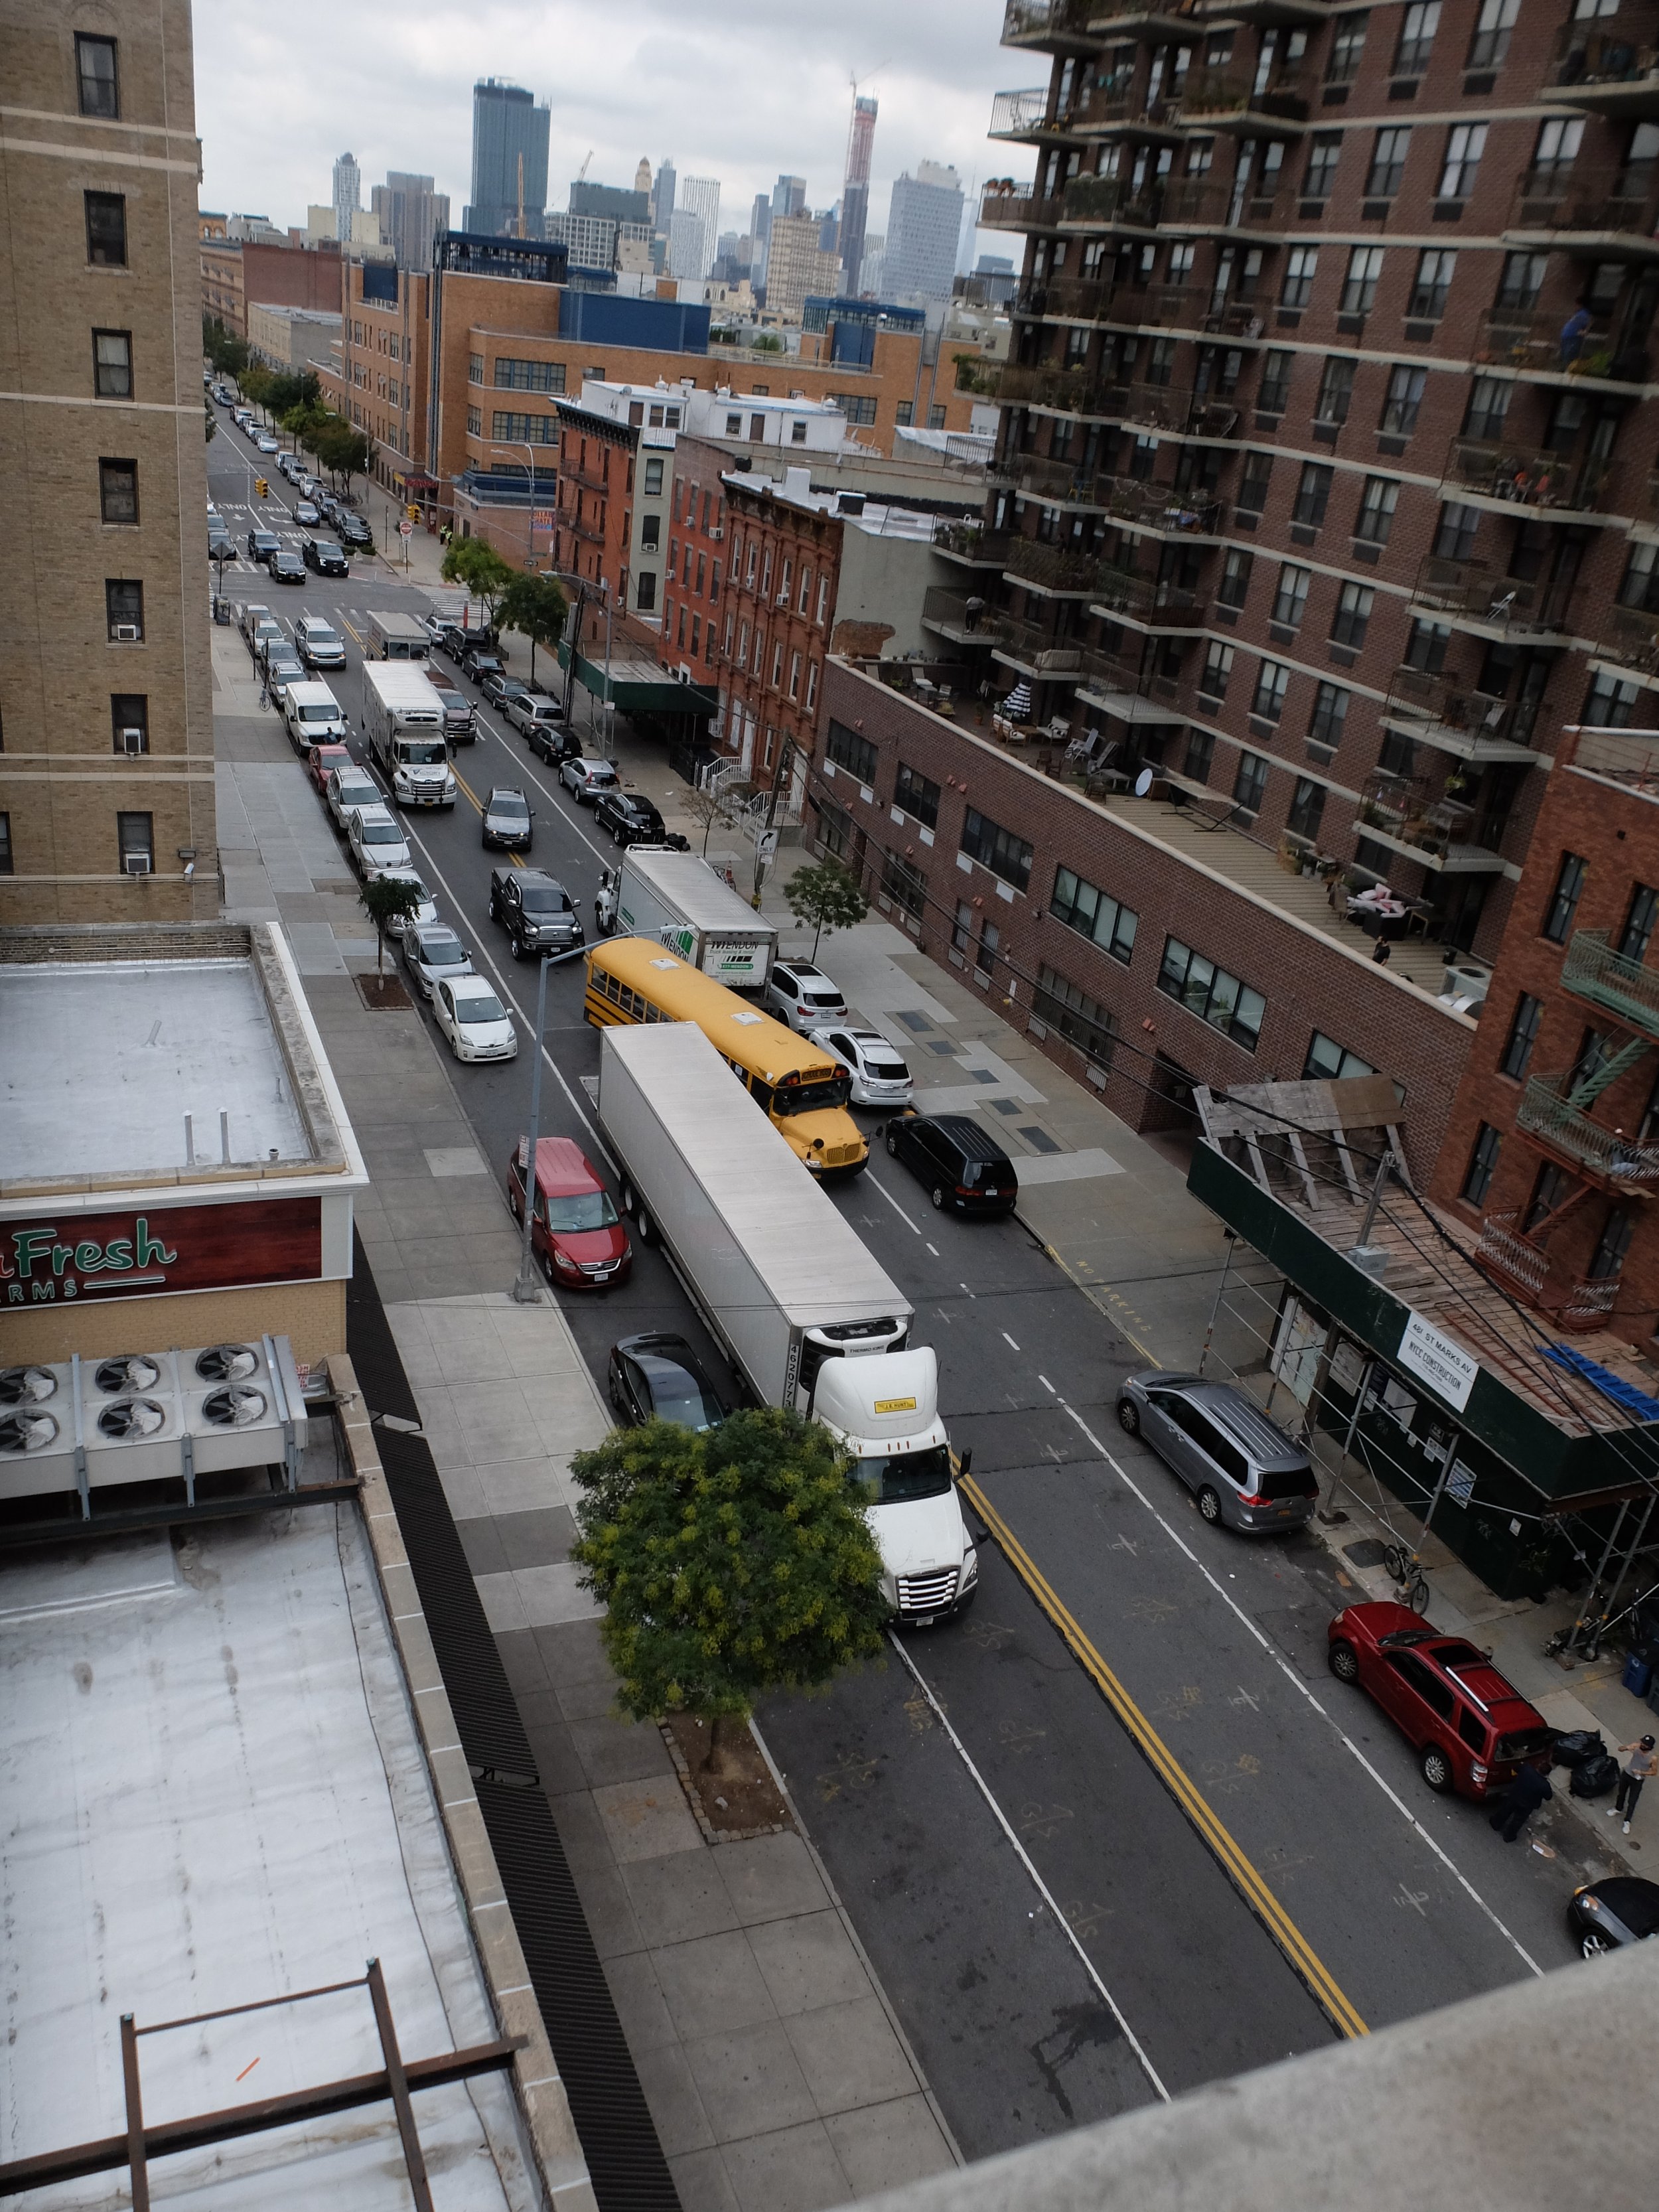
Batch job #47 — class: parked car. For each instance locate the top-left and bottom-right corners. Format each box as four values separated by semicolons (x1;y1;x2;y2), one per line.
1326;1601;1557;1799
764;959;849;1031
810;1026;914;1109
326;763;383;828
883;1113;1017;1216
432;976;516;1063
506;1137;632;1290
208;521;231;558
402;922;475;1001
301;535;349;577
608;1333;727;1432
559;756;619;804
295;615;346;668
246;528;280;564
293;501;321;526
237;599;271;642
277;452;303;480
316;491;341;524
425;667;476;745
253;627;290;674
346;804;413;878
504;693;566;744
338;513;374;550
1116;1375;1318;1534
264;652;306;705
480;786;533;851
1567;1878;1659;1959
270;550;305;585
463;646;504;684
371;868;437;938
255;433;280;454
489;865;583;958
481;671;526;709
593;789;670;848
306;741;353;794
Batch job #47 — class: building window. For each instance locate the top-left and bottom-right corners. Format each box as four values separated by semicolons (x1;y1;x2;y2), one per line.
93;329;132;399
493;358;566;392
1033;964;1118;1070
1381;364;1427;437
0;812;11;874
1237;453;1273;515
1468;0;1518;68
1316;356;1355;426
465;406;482;436
1341;247;1384;317
1219;547;1254;607
1328;11;1368;80
895;761;940;829
634;571;656;612
1185;729;1216;783
76;33;119;117
98;457;139;525
1252;658;1289;723
1543;851;1589;942
640;514;660;552
1433;501;1480;563
1461;1122;1502;1205
1367;127;1412;199
960;807;1033;892
1305;1031;1374;1081
1272;563;1311;630
468;352;484;383
1304;133;1342;201
928;404;946;429
1355;477;1399;546
491;411;556;444
1157;938;1266;1051
830;394;877;427
806;658;819;713
1394;1;1441;77
881;847;926;919
825;716;879;782
105;579;143;640
1292;463;1332;526
1233;751;1268;814
643;457;664;496
1281;246;1319;310
1199;640;1234;701
1438;121;1486;201
894;400;914;427
1257;351;1293;416
84;190;127;267
1051;867;1138;963
1463;375;1511;445
1403;617;1451;676
1496;250;1547;312
1620;883;1659;962
975;917;1001;977
1583;670;1640;728
1499;991;1543;1080
1409;250;1456;320
1309;681;1350;749
1331;581;1374;649
117;811;153;873
1589;1206;1635;1282
1532;116;1585;184
1287;776;1326;841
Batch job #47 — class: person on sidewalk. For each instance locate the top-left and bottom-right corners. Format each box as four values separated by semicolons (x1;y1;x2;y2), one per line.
1609;1735;1658;1836
1488;1760;1553;1842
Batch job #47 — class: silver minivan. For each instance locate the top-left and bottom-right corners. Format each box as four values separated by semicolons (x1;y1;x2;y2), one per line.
1116;1374;1318;1534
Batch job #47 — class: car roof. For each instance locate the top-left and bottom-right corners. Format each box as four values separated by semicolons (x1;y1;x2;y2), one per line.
350;802;396;823
487;786;528;804
413;923;461;946
847;1027;895;1045
917;1114;1013;1163
528;1136;602;1197
1180;1382;1309;1468
517;867;566;891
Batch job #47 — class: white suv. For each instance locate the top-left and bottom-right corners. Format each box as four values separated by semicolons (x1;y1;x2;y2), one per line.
346;804;412;878
295;615;346;668
764;960;849;1032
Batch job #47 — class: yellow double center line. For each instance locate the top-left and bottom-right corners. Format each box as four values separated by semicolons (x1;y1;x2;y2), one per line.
960;1469;1368;2043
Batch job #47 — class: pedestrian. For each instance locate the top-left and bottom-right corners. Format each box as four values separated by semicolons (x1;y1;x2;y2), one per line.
1609;1735;1658;1836
964;594;985;634
1560;301;1591;368
1371;938;1392;966
1488;1761;1553;1842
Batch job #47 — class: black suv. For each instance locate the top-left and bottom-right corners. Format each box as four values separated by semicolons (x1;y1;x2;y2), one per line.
463;644;504;683
337;512;374;550
883;1114;1019;1216
301;534;349;576
246;528;280;564
593;790;685;849
489;865;584;958
270;550;305;585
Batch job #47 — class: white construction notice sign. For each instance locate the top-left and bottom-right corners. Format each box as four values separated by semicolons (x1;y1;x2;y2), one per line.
1396;1313;1479;1412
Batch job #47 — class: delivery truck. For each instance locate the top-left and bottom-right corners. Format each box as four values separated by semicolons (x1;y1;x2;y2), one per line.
596;846;776;988
597;1021;977;1624
362;662;456;809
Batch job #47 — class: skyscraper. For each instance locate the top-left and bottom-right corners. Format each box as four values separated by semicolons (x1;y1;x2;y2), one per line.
678;176;721;280
773;174;806;220
839;94;878;295
331;152;360;252
465;80;549;238
652;159;677;236
635;156;652;197
370;173;450;271
882;161;964;303
750;191;771;284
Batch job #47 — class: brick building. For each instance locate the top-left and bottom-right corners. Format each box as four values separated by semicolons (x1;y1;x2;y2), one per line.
0;2;217;922
330;258;434;505
199;233;343;337
1432;724;1659;1349
709;468;842;798
964;0;1659;998
549;394;638;652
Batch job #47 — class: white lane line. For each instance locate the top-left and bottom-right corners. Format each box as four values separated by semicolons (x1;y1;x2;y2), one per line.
863;1169;922;1235
960;1282;975;1299
1056;1400;1544;1978
1038;1375;1056;1394
463;698;612;866
1002;1331;1021;1352
886;1631;1171;2104
926;1241;940;1256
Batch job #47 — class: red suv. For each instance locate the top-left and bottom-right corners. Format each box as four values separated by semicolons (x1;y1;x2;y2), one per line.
506;1137;632;1290
1328;1601;1556;1801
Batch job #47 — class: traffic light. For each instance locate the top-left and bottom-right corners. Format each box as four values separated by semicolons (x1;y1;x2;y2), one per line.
255;477;268;498
406;504;420;522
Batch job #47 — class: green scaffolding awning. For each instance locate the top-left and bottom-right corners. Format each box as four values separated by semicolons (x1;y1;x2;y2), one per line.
556;638;720;718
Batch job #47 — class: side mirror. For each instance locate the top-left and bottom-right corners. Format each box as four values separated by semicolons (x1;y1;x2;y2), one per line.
957;1447;974;1478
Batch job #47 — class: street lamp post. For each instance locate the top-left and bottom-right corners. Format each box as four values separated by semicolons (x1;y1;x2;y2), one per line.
488;440;542;569
511;953;553;1303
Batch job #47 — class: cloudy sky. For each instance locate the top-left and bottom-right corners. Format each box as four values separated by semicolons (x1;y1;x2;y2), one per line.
194;0;1026;255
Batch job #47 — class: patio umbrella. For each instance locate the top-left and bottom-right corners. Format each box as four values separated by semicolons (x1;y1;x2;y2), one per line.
1003;681;1033;721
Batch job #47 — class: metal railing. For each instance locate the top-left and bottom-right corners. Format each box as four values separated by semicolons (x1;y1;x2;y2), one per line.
1562;929;1659;1039
921;585;995;637
956;356;1101;408
1509;165;1657;236
1062;173;1165;228
1442;435;1610;514
1409;555;1575;635
987;611;1085;673
1475;1212;1623;1329
989;88;1055;138
932;519;1013;563
1553;22;1659;95
1004;538;1143;595
1517;1074;1659;1184
1598;602;1659;675
1171;66;1312;123
978;183;1062;230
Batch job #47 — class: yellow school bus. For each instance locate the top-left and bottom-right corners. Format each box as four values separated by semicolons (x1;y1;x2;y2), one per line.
584;936;868;1173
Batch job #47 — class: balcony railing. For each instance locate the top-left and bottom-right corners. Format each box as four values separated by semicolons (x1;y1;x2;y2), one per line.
1517;1075;1659;1186
1357;767;1506;860
920;585;997;639
931;519;1013;565
987;611;1085;673
1015;272;1121;319
1508;165;1658;238
1410;555;1577;636
1005;538;1143;596
1001;0;1105;42
1562;930;1659;1041
1061;173;1165;228
1091;571;1209;627
956;356;1100;409
1597;601;1659;675
1160;177;1293;228
989;88;1056;139
1170;66;1312;124
1475;1213;1623;1331
1442;435;1610;515
1553;22;1659;103
979;183;1065;231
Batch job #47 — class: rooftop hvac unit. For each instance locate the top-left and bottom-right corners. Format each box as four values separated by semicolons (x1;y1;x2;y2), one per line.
113;623;142;642
123;852;152;875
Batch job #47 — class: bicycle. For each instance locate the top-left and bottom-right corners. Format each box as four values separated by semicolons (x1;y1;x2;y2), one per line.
1382;1542;1431;1614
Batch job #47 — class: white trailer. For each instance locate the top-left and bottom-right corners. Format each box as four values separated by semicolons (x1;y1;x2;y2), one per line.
362;663;455;809
603;848;776;988
597;1022;977;1623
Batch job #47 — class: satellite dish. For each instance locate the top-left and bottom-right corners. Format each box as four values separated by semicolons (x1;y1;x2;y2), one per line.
1133;768;1154;797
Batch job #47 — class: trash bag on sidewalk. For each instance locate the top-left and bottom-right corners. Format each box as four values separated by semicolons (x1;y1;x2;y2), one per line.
1553;1728;1607;1769
1571;1751;1619;1798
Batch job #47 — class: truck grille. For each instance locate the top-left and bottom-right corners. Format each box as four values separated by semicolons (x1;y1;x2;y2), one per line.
825;1142;865;1167
897;1569;958;1616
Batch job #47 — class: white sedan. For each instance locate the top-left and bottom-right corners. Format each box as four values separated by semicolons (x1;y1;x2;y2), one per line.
374;867;437;938
433;978;517;1063
809;1025;914;1108
346;804;412;877
256;433;280;453
559;757;620;804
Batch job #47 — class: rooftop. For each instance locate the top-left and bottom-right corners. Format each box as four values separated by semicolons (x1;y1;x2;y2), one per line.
727;467;951;541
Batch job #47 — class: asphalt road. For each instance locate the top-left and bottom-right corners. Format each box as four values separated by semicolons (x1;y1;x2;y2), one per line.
209;416;1596;2154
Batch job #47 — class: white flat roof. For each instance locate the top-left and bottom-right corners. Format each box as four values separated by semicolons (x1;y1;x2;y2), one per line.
0;1503;537;2208
0;959;311;1179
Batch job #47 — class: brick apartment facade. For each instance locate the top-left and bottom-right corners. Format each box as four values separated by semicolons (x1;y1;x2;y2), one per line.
0;3;218;922
333;258;433;503
710;471;841;794
549;396;638;655
661;433;731;692
964;0;1659;985
1431;726;1659;1347
816;660;1473;1183
200;233;344;337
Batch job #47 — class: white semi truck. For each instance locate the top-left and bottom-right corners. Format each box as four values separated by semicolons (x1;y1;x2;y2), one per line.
362;662;456;810
597;1021;977;1625
595;847;776;989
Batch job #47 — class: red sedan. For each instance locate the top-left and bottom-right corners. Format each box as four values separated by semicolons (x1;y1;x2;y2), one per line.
307;741;352;795
506;1136;632;1290
1328;1601;1555;1801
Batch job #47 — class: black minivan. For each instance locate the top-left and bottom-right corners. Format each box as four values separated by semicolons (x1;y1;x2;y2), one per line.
883;1113;1019;1215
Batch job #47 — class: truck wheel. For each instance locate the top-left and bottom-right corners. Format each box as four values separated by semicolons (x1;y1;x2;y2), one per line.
619;1179;636;1214
634;1206;655;1247
510;934;526;961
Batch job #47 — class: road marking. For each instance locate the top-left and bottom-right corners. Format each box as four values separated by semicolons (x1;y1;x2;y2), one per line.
926;1241;940;1256
885;1631;1171;2105
467;703;613;866
958;1470;1369;2042
1038;1374;1056;1394
338;614;365;648
1052;1402;1546;1980
1041;1240;1161;1368
863;1168;921;1235
1002;1331;1021;1351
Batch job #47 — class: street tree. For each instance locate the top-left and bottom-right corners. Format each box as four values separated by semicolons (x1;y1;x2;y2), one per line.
784;858;869;960
357;875;426;976
569;1408;887;1776
498;570;569;690
680;783;727;857
204;396;216;445
313;418;372;496
264;368;320;420
441;536;516;630
202;317;249;378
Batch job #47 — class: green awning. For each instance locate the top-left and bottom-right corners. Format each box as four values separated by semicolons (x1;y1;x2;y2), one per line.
557;638;720;718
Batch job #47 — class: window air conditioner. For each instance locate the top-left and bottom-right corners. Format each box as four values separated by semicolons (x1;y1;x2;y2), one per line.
113;623;141;642
119;728;145;754
777;591;791;606
123;853;152;875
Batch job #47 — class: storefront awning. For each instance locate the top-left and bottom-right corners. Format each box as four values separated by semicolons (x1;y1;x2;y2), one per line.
556;638;720;718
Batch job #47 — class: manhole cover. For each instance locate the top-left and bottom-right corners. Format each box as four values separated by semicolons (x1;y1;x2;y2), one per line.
1343;1539;1390;1568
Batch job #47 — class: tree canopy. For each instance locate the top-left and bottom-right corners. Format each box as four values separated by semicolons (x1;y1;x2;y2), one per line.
498;570;568;688
784;858;869;959
357;875;427;974
441;536;516;626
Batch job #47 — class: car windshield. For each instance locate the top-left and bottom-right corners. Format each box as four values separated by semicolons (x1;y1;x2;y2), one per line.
360;820;403;844
865;1052;909;1079
1251;1461;1318;1501
421;938;468;967
401;741;446;763
851;1443;954;1505
454;992;506;1025
544;1191;620;1231
298;703;336;721
771;1072;854;1116
519;886;568;913
491;795;529;819
643;1366;725;1432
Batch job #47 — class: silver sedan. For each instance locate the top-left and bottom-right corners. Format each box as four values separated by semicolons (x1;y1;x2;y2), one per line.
402;921;475;999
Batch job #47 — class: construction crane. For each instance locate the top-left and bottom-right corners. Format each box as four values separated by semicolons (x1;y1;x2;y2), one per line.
577;149;594;182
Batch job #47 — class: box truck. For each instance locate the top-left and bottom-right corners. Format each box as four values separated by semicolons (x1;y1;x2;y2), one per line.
362;663;456;809
365;609;430;660
597;1021;977;1624
596;847;777;988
